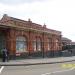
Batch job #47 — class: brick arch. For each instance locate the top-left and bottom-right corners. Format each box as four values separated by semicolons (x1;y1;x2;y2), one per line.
16;35;28;41
15;31;29;41
35;36;42;41
15;31;29;53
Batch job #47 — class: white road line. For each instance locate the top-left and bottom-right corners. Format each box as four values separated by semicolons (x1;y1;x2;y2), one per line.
41;67;75;75
0;66;4;74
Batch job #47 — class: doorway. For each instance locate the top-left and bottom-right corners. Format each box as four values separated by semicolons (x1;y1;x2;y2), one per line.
0;30;6;58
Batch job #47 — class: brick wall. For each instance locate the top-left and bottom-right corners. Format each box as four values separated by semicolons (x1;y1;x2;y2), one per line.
0;14;62;58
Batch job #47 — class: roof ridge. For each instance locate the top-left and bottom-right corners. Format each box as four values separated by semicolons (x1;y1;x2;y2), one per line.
10;16;27;23
0;14;61;35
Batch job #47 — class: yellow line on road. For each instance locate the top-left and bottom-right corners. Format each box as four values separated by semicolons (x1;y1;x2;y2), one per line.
41;67;75;75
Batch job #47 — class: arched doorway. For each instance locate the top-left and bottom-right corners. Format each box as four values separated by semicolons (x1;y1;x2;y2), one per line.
0;31;6;58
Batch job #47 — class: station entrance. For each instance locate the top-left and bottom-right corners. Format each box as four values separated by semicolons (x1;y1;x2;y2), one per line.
0;29;6;58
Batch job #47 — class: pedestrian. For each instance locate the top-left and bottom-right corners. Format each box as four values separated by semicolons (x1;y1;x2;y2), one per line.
2;48;8;62
6;49;9;62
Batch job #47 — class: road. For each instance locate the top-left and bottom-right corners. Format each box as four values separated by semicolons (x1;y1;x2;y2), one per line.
0;61;75;75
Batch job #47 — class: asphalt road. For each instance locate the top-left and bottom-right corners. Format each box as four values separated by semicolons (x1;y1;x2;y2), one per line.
0;61;75;75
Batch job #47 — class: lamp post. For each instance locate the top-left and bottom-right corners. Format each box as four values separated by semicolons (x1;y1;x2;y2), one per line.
42;32;44;58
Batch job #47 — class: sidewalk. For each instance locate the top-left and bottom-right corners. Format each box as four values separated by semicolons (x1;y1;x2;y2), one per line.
0;56;75;66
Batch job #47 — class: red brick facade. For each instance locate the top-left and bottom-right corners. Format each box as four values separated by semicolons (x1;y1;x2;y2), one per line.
0;14;62;58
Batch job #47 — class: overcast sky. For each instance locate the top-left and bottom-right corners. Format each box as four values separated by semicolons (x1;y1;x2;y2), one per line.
0;0;75;41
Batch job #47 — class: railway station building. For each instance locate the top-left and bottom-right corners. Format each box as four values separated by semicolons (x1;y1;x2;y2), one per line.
0;14;62;59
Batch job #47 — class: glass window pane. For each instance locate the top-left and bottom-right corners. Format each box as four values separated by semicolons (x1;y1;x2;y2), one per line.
16;36;27;53
33;40;37;51
37;39;41;51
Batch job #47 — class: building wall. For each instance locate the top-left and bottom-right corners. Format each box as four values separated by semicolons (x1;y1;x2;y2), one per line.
0;14;62;58
6;28;62;58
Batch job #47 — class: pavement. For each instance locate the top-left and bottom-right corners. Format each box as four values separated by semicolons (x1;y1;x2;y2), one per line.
0;56;75;66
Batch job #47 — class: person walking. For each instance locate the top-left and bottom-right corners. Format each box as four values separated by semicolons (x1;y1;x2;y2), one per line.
2;48;8;62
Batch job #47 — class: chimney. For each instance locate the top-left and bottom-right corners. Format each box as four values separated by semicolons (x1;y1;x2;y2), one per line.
3;14;8;17
43;23;46;28
28;18;32;23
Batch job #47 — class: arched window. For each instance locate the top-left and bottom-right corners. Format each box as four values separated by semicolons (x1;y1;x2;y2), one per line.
37;38;41;51
33;38;41;51
55;39;59;50
33;39;37;51
16;36;27;53
48;38;51;51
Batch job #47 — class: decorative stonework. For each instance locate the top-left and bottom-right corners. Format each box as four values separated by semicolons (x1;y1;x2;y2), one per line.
0;14;62;58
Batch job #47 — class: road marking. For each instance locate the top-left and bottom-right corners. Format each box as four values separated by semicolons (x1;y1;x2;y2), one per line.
0;66;4;74
41;67;75;75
